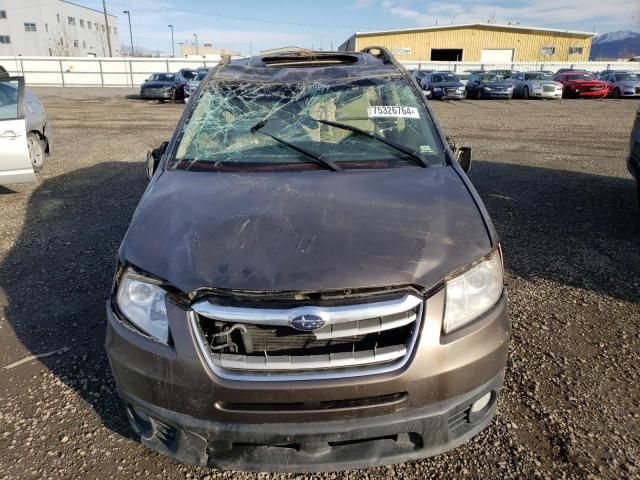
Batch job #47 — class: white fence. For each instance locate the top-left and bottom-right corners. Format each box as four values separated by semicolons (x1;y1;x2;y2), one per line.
1;56;639;87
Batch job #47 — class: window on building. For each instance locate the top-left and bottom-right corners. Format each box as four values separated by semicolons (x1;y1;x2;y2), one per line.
87;21;92;29
113;27;117;34
0;35;11;44
80;19;84;28
45;23;48;32
24;23;37;32
540;47;556;56
68;16;75;26
568;47;584;55
73;40;79;47
108;26;111;33
82;40;86;48
56;13;60;22
0;10;6;19
101;24;105;32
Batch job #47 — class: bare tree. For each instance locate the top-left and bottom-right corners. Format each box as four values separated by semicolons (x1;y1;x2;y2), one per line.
50;22;78;56
94;25;108;56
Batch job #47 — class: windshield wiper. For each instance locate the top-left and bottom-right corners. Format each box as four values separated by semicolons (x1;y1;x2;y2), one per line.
311;118;428;168
250;119;341;171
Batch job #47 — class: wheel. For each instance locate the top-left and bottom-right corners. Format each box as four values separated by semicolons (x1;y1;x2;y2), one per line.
27;133;45;173
523;86;529;99
169;88;177;103
476;89;483;100
613;88;621;99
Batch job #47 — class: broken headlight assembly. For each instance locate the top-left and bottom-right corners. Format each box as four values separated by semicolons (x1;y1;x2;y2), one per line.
116;267;170;343
443;250;504;334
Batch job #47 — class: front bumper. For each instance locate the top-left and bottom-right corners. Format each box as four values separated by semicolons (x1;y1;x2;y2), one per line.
530;89;562;99
433;90;465;100
140;89;174;99
574;89;608;98
106;289;510;471
484;90;513;99
119;370;503;472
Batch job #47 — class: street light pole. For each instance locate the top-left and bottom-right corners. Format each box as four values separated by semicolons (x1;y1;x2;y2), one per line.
168;24;174;57
123;10;133;56
193;33;198;55
101;0;113;57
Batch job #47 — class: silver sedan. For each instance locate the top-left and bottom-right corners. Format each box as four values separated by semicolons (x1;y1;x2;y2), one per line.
599;72;640;98
510;71;563;99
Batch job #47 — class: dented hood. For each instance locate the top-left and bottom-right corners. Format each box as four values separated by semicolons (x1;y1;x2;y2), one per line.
120;167;492;293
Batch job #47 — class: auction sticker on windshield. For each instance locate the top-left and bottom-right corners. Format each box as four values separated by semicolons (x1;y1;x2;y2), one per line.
368;106;420;119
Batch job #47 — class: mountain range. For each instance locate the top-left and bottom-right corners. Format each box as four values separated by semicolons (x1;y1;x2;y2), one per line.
590;30;640;60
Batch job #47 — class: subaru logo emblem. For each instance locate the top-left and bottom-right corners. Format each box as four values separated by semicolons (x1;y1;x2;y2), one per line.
289;314;326;331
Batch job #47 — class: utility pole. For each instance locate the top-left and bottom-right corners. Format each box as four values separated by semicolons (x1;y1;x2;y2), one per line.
123;10;133;56
102;0;113;57
168;24;174;57
193;33;198;55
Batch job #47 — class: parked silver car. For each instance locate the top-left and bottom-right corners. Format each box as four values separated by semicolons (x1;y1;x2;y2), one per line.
510;71;563;99
0;71;52;185
599;71;640;98
184;69;210;98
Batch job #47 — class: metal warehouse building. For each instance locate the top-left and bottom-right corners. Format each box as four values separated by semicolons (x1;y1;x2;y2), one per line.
339;23;595;63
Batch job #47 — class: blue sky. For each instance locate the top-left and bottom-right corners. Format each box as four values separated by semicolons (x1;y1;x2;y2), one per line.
77;0;640;55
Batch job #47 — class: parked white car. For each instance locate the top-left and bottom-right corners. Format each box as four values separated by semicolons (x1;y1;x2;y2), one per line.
510;71;563;99
0;70;52;185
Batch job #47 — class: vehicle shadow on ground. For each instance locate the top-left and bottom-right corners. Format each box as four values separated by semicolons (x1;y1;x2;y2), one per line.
0;159;638;440
470;160;640;303
0;161;147;437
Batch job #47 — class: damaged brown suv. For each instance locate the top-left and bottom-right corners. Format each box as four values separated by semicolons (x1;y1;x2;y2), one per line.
106;47;509;472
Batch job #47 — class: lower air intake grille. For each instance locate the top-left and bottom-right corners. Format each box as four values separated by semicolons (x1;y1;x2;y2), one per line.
191;292;423;381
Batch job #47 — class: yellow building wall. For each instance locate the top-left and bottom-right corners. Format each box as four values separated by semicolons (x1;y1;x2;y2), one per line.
355;26;592;62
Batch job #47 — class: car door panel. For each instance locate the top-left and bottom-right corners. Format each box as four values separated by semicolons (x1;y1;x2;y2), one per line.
0;77;35;185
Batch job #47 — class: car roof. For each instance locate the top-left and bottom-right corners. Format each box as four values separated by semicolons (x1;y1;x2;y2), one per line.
209;49;404;84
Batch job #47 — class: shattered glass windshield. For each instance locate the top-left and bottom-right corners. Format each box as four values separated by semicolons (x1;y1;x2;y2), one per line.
171;76;445;171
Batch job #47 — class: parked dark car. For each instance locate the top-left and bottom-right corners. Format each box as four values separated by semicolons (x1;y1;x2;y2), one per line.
465;73;514;99
422;72;465;100
629;106;640;206
412;69;435;88
107;47;509;473
140;69;197;101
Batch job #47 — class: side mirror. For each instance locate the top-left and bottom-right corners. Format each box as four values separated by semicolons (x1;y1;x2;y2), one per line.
457;147;472;173
146;141;169;180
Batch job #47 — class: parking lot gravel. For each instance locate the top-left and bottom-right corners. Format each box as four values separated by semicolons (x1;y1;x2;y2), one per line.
0;88;638;479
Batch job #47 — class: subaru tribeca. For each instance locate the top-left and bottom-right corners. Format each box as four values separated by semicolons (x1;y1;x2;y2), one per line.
106;47;510;472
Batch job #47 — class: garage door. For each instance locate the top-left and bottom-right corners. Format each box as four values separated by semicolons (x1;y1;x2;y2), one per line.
480;49;514;63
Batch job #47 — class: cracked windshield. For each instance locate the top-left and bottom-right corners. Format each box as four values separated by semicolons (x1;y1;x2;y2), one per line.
172;77;445;171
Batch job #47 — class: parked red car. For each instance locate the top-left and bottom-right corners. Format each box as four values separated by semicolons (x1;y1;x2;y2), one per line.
553;72;610;99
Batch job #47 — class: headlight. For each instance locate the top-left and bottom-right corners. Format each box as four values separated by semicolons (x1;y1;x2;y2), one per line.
483;86;492;91
433;87;442;92
457;87;465;91
116;268;169;342
443;250;504;334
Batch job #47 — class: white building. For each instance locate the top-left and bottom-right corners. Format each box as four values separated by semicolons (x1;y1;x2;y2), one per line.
0;0;121;57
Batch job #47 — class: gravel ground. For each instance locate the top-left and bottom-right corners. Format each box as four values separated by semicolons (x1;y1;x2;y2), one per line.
0;88;638;479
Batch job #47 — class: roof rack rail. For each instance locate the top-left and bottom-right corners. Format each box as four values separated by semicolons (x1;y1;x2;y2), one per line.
360;46;395;64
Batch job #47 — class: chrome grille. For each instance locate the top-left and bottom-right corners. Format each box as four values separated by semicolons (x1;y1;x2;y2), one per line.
191;293;423;381
543;85;556;92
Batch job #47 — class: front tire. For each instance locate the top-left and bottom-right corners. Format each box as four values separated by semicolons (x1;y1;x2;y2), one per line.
476;89;483;100
523;86;530;99
27;133;45;173
613;88;621;99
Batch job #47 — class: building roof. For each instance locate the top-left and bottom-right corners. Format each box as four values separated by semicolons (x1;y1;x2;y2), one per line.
355;23;596;38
